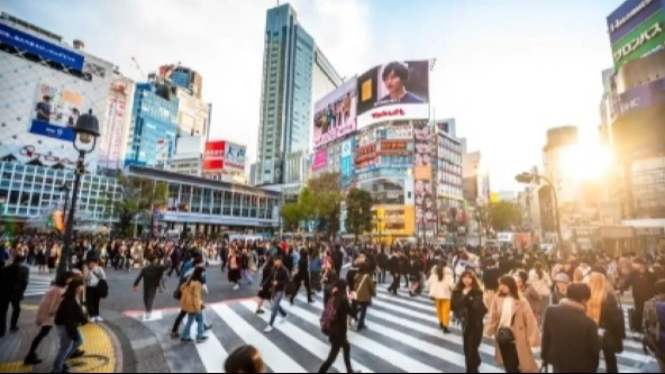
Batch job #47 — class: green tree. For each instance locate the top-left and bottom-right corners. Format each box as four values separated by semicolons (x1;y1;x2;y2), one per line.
280;202;305;232
106;175;168;236
345;188;374;240
489;201;522;232
306;172;343;237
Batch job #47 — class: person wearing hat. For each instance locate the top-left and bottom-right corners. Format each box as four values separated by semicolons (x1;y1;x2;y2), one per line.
552;272;570;306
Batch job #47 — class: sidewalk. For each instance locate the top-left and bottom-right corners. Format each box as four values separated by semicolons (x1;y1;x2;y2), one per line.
0;307;123;373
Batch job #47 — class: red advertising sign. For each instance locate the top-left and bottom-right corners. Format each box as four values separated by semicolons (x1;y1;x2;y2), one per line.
203;141;225;172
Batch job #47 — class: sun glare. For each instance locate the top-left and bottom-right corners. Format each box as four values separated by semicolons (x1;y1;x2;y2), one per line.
559;141;614;181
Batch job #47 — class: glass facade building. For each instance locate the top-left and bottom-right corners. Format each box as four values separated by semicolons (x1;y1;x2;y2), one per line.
256;4;342;185
0;161;280;233
125;83;179;167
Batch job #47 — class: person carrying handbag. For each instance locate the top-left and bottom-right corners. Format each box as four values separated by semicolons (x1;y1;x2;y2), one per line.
485;276;540;373
350;263;375;333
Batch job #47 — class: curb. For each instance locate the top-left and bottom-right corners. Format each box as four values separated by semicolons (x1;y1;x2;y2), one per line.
102;309;171;373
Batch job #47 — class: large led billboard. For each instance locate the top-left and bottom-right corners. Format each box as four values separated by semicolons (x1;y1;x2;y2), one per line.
611;10;665;68
607;0;663;44
357;60;430;129
0;47;112;170
313;77;357;148
224;142;247;172
203;141;225;172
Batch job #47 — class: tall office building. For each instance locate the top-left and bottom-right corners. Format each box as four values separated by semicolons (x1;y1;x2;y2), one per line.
125;82;179;167
256;4;342;185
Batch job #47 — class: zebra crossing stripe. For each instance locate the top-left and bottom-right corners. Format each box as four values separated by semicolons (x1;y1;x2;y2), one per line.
298;292;644;374
281;299;441;373
293;293;500;371
189;319;228;373
238;301;375;374
212;304;308;373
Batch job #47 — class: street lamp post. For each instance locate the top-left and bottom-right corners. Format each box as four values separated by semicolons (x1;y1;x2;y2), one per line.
57;110;100;277
515;171;563;254
59;183;71;226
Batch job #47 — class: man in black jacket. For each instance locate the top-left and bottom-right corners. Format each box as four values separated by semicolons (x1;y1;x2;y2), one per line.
542;283;601;373
133;255;166;320
0;255;29;336
387;251;403;295
290;249;313;305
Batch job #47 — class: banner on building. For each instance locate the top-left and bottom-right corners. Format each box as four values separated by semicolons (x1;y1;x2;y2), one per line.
203;141;225;172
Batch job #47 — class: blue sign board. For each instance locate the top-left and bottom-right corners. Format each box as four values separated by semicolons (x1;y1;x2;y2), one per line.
612;77;665;119
0;24;84;71
607;0;664;44
29;120;76;142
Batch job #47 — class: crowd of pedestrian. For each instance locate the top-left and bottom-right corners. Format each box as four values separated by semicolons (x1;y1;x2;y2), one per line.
1;232;665;373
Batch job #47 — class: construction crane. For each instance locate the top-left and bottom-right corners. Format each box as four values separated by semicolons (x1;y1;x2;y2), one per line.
131;56;147;80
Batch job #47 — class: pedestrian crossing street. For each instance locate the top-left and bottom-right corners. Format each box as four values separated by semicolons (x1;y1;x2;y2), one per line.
24;272;53;298
136;285;657;373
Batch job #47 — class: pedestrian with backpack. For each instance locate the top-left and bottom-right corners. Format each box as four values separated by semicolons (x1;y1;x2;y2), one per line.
318;279;360;374
644;279;665;372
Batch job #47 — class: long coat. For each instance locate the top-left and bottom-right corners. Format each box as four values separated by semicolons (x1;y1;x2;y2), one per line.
484;296;541;373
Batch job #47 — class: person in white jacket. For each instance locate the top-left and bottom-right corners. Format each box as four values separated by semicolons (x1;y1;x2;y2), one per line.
528;262;553;310
427;260;455;333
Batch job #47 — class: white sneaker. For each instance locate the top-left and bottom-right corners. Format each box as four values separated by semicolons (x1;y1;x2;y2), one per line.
96;316;104;322
233;285;240;291
280;314;288;324
264;326;274;333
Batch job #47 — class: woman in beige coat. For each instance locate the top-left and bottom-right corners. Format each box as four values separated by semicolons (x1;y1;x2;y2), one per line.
485;275;541;373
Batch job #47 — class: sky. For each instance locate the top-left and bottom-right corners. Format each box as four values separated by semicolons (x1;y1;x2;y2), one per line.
3;0;621;190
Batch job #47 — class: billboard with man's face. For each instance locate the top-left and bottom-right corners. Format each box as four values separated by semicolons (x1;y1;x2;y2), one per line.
313;77;357;148
357;60;430;129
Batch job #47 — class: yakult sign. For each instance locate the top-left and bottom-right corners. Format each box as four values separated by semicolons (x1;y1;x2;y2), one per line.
356;60;431;130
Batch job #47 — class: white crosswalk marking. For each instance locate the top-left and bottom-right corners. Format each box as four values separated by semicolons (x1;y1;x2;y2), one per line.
139;287;658;373
213;304;308;373
24;273;53;297
239;301;375;374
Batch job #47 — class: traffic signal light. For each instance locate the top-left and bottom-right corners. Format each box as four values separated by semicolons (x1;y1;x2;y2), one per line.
515;172;534;184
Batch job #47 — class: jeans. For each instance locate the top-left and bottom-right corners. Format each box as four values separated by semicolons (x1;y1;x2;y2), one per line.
0;296;21;335
269;292;287;326
53;326;83;373
173;309;207;333
182;312;205;340
354;301;369;329
242;269;254;285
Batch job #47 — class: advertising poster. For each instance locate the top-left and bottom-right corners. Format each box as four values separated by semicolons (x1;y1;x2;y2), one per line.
313;77;358;148
357;60;430;129
607;0;663;44
203;141;225;172
377;121;413;140
312;148;329;171
355;144;378;171
413;122;435;228
224;142;247;171
356;127;377;147
29;83;84;142
99;77;131;170
340;138;355;187
612;11;665;68
611;76;665;120
0;24;85;71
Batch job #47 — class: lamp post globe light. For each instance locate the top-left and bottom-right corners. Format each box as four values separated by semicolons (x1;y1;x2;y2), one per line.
57;110;100;276
515;170;563;256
